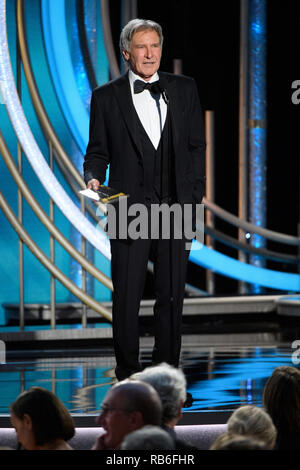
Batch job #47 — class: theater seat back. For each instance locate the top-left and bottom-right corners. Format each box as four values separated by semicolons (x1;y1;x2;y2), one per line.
0;424;227;450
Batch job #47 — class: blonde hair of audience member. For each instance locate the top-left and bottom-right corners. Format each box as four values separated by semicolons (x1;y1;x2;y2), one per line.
10;386;75;450
263;365;300;449
210;433;269;450
120;425;175;450
226;405;276;449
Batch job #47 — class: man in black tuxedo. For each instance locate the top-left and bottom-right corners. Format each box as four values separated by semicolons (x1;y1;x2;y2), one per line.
84;19;206;381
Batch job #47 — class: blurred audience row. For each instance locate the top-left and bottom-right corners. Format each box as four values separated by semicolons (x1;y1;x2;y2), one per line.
4;364;300;450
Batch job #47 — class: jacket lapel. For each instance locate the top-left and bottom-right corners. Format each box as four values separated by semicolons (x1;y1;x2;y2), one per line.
112;72;182;160
158;72;180;150
112;73;143;158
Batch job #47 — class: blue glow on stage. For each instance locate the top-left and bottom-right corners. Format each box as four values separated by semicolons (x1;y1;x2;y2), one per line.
186;349;295;412
189;242;300;291
0;343;298;416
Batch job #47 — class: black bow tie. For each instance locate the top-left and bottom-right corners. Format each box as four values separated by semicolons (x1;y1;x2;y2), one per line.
134;79;160;94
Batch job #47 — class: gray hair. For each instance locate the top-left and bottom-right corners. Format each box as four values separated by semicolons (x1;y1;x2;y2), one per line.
120;425;175;450
130;363;186;425
119;18;163;53
227;405;277;450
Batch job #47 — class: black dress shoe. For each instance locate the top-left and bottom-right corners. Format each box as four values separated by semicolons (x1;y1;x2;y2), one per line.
115;365;142;381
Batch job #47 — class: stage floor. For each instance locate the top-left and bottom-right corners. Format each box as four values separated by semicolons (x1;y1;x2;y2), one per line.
1;310;300;426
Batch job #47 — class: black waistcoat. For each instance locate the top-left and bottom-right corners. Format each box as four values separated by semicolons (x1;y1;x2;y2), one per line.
136;109;174;204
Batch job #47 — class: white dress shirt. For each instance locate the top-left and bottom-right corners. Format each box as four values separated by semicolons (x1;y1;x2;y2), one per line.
128;70;167;150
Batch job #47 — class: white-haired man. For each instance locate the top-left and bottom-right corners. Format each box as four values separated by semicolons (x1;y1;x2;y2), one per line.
131;363;198;449
84;18;206;382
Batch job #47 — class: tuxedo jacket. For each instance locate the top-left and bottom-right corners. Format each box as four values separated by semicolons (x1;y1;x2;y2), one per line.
83;71;206;207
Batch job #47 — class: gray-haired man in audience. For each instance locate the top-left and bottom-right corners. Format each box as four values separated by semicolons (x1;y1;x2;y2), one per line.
130;363;198;450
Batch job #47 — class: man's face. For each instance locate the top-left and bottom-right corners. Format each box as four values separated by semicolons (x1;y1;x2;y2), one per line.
123;29;162;81
96;389;137;449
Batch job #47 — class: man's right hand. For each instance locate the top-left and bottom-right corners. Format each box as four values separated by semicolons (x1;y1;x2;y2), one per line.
87;179;100;191
92;433;108;450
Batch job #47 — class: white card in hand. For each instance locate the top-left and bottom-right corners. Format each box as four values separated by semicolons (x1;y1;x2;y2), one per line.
79;189;100;201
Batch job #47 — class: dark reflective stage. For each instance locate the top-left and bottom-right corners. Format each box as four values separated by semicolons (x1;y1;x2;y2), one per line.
1;313;300;423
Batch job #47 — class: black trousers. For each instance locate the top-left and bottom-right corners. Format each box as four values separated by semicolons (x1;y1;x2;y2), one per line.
110;221;190;381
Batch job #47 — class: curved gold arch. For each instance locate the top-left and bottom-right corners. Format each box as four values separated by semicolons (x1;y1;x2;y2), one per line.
16;0;84;190
0;130;113;293
0;191;112;322
16;0;104;227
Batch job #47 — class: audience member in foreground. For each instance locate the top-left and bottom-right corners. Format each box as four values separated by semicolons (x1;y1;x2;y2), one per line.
92;380;162;450
226;405;276;449
10;386;75;450
130;362;197;449
263;365;300;450
120;425;175;450
210;433;269;450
